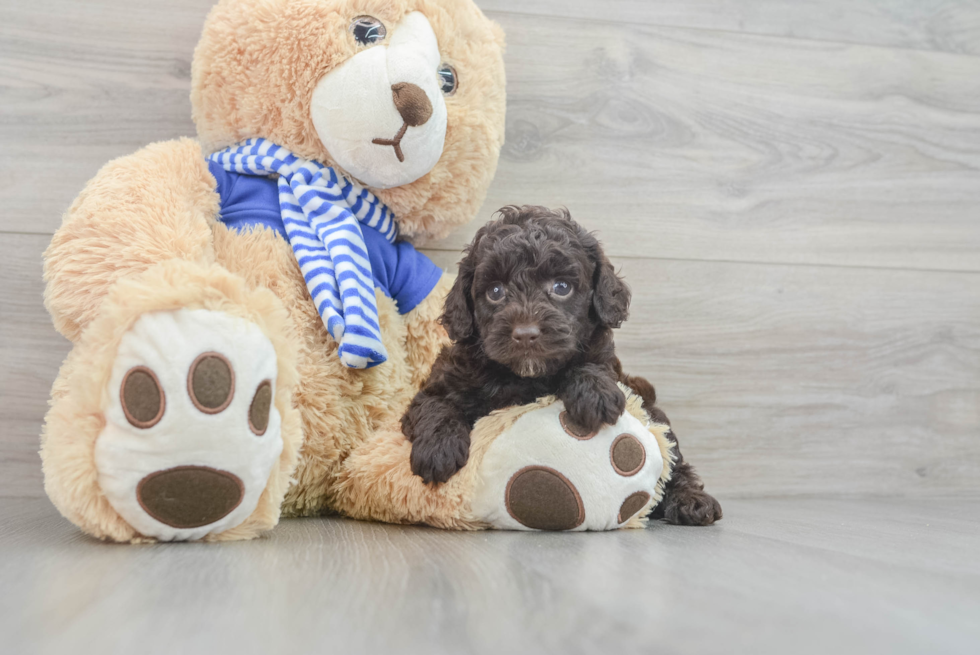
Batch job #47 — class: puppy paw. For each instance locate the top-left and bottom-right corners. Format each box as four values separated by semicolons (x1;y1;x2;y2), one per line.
663;489;723;526
561;376;626;435
410;431;470;485
96;309;282;541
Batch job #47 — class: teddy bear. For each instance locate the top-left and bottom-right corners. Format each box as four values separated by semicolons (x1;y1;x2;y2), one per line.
39;0;675;542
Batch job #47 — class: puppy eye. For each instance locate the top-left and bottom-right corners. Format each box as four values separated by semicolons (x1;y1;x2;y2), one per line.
437;64;458;96
350;16;386;45
486;284;506;303
551;281;572;297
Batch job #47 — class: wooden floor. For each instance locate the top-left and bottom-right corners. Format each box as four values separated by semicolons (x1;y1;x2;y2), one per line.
1;0;979;652
1;495;978;655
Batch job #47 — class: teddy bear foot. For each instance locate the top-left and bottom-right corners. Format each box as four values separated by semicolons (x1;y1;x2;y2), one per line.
95;308;282;541
470;396;672;531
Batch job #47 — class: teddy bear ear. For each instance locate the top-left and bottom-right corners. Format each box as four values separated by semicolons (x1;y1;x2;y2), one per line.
489;20;506;52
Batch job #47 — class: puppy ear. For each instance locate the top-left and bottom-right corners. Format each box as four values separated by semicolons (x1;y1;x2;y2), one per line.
441;247;478;342
588;236;631;328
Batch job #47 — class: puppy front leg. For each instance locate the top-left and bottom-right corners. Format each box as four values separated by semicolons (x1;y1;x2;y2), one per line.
648;425;724;526
401;392;472;485
650;439;724;526
556;363;626;434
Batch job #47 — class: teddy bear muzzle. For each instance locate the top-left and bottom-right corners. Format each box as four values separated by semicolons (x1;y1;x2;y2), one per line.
309;11;448;190
371;82;434;163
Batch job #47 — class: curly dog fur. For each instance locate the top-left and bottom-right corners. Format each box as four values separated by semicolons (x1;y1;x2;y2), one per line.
401;206;722;525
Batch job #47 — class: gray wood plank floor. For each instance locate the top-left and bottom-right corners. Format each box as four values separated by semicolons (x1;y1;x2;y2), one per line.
1;496;978;655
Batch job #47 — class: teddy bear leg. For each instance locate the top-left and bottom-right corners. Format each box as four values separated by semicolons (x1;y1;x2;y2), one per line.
44;138;220;343
331;387;674;531
468;390;675;531
41;260;302;542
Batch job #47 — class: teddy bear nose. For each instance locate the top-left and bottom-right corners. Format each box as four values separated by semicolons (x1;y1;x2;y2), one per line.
512;324;541;345
391;82;432;127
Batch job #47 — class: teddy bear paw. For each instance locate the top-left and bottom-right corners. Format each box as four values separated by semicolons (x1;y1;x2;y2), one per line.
94;308;282;541
471;399;667;531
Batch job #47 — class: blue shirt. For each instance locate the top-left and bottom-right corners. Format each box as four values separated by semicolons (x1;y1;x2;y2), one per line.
208;160;443;314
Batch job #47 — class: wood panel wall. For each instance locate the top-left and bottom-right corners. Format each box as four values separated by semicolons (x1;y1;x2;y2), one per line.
1;0;978;498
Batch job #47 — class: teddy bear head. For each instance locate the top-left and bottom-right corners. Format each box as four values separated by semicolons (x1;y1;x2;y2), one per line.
191;0;506;241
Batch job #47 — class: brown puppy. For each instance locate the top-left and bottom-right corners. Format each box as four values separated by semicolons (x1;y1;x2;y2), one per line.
401;206;721;525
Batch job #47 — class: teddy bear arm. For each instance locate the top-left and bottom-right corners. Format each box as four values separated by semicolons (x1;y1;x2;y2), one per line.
44;138;220;342
401;271;454;390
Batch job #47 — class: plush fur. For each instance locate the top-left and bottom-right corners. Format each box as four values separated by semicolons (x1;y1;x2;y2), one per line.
40;0;700;539
332;388;675;529
44;138;220;342
41;259;302;542
402;206;721;525
192;0;506;241
40;0;508;540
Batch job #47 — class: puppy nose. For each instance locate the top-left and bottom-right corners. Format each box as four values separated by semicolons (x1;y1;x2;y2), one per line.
391;82;432;127
512;324;541;345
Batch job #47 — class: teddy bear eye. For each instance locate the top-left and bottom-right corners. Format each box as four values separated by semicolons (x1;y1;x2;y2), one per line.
487;284;505;303
438;64;458;96
350;16;386;45
551;281;572;297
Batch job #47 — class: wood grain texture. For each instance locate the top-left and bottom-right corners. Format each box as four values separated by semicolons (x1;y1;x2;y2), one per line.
0;0;205;236
1;1;978;500
4;238;976;498
432;12;980;271
477;0;980;56
1;496;978;655
424;250;980;498
2;2;978;649
0;234;70;498
2;422;46;499
2;3;980;272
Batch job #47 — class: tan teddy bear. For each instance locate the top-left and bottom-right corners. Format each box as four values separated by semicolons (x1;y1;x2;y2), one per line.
40;0;674;542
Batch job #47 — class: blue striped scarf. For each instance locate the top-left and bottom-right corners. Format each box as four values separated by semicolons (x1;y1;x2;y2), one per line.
208;139;397;369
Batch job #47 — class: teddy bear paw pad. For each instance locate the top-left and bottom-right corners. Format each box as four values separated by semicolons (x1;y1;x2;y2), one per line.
95;308;281;541
505;466;585;530
472;400;665;531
